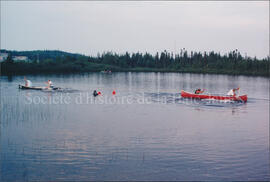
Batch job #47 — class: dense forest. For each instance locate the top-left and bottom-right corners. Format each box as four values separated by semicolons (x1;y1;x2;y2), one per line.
1;49;269;76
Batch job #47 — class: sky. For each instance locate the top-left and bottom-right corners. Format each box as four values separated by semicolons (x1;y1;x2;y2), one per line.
1;1;269;58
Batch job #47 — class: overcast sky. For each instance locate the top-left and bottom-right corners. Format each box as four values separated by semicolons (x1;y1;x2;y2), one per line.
1;1;269;58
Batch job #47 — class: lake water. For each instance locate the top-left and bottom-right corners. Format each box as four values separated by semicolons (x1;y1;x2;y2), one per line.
1;72;269;181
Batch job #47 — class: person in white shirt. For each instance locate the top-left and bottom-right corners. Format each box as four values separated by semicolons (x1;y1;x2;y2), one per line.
46;80;54;89
227;88;239;96
24;77;32;87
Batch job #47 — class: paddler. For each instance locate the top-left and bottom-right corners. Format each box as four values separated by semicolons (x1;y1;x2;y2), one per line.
24;77;32;87
93;90;99;97
227;88;239;96
194;88;204;94
45;80;54;89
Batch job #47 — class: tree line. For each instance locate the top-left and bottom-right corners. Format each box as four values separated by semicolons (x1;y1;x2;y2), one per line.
1;49;269;76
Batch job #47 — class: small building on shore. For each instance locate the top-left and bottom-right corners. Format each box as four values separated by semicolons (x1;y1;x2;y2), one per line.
0;53;9;62
13;56;31;63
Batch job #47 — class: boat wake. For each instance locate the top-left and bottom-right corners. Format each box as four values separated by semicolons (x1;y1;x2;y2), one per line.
41;88;79;93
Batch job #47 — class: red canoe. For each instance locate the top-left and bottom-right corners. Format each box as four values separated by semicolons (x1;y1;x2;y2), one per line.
181;90;248;102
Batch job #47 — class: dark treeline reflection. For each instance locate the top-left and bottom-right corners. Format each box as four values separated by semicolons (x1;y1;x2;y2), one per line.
1;49;269;76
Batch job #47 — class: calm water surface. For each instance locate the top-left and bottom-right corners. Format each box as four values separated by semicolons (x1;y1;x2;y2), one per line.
1;72;269;181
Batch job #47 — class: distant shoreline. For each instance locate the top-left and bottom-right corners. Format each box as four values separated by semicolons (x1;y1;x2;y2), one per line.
1;66;269;77
1;49;269;77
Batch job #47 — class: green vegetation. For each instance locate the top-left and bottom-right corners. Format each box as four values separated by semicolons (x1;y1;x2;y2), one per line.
1;49;269;76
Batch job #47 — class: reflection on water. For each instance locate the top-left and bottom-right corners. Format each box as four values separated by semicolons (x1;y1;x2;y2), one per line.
1;73;269;181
